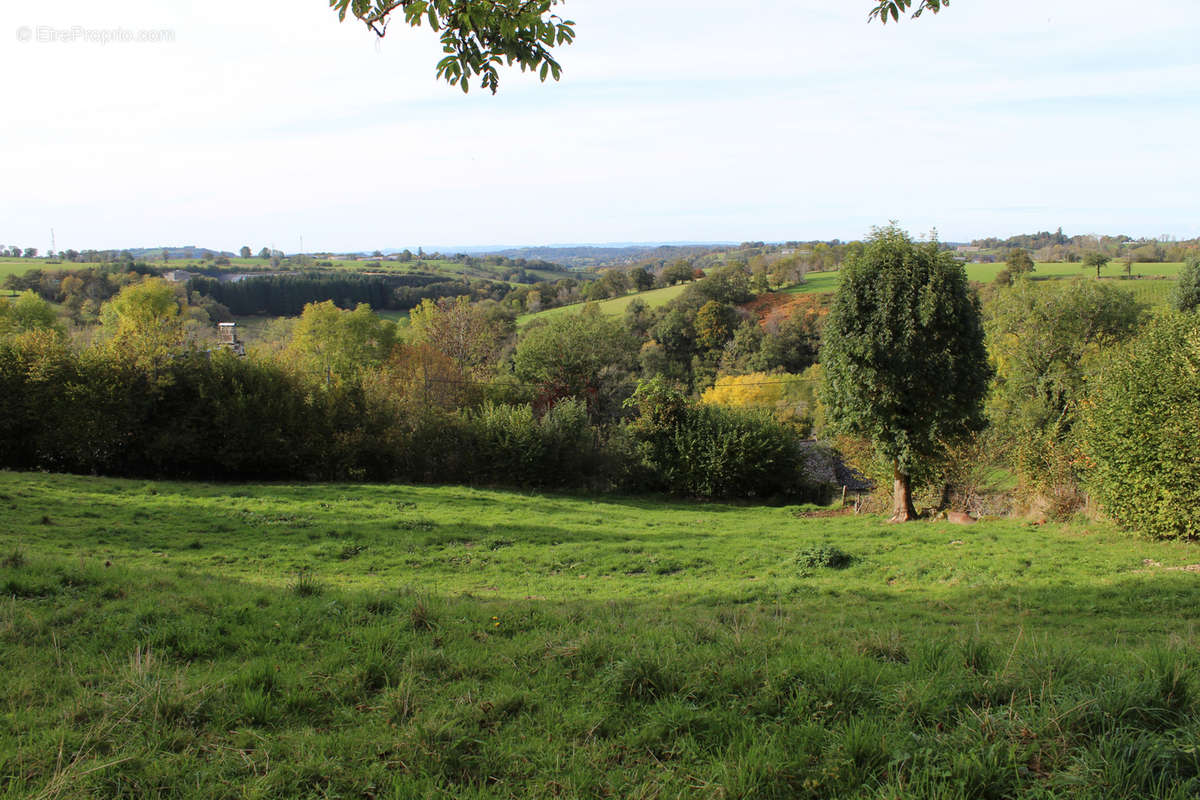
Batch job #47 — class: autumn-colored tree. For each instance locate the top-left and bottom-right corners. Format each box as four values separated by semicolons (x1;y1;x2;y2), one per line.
287;301;396;385
100;278;188;378
408;296;514;378
701;369;820;435
0;291;61;338
694;301;737;353
368;342;476;414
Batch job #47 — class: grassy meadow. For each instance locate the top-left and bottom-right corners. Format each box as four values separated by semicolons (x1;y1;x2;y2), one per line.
517;259;1185;329
0;255;570;287
3;471;1200;798
517;283;691;327
0;259;46;281
963;261;1186;283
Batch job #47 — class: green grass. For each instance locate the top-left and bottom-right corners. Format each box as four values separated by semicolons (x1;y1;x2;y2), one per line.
0;255;567;287
964;261;1186;283
517;283;691;327
779;266;1178;308
3;471;1200;798
217;257;568;284
779;271;842;295
0;258;47;280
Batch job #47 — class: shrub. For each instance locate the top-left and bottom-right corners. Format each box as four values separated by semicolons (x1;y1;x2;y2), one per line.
1169;254;1200;313
796;544;855;570
1081;313;1200;539
467;399;597;488
626;378;815;499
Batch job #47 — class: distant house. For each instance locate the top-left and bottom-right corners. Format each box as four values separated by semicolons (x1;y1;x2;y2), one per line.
217;322;246;357
163;270;196;283
954;245;995;264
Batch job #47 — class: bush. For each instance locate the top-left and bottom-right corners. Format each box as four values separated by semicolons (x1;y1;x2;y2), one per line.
1081;313;1200;539
625;378;816;499
467;400;597;488
1170;254;1200;313
796;544;855;570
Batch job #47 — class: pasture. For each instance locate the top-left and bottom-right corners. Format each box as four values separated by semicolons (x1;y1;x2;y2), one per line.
964;261;1186;283
0;259;46;281
517;282;691;327
218;257;569;284
0;255;568;288
3;471;1200;798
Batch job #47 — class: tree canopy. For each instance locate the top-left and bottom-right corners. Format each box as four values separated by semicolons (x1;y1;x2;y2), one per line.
333;0;945;93
1170;254;1200;313
820;225;989;521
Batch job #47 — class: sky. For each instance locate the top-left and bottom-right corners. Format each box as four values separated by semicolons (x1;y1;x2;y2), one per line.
2;0;1198;253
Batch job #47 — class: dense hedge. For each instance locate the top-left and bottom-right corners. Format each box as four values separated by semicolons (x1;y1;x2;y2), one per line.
188;272;477;316
1081;313;1200;539
625;378;820;500
0;337;825;500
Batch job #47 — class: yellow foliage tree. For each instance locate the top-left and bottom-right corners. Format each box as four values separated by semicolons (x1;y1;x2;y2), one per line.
701;368;821;436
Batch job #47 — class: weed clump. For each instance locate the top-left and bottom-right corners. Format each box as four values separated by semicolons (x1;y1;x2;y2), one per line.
289;570;323;597
609;657;679;703
410;599;437;631
1;548;26;568
796;544;856;571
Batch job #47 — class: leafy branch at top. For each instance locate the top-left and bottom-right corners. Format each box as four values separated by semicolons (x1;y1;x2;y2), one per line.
331;0;947;95
329;0;575;94
868;0;949;24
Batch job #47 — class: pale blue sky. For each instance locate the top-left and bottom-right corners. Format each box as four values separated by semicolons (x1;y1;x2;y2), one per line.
2;0;1198;253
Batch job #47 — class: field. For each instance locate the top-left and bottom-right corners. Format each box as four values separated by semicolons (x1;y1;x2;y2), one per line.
0;256;571;287
517;259;1185;329
3;471;1200;798
221;257;570;284
964;261;1186;283
0;258;47;281
517;283;691;327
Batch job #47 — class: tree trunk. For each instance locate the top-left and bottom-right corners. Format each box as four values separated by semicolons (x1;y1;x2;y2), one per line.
889;463;918;522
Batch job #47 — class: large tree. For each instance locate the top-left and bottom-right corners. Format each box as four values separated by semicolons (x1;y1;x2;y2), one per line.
820;225;990;521
331;0;945;93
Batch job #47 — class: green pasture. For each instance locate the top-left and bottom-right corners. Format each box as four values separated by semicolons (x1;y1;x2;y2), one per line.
778;271;841;295
0;255;566;287
964;260;1186;283
518;282;691;327
0;258;46;280
3;471;1200;798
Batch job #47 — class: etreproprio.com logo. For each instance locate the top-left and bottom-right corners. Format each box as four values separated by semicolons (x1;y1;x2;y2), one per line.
16;25;176;45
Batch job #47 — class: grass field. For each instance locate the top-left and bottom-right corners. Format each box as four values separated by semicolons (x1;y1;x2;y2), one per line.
0;256;570;287
517;283;691;327
3;471;1200;798
517;260;1183;328
0;258;48;281
963;261;1186;283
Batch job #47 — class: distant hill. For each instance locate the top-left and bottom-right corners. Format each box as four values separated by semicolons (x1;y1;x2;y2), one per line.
484;244;733;270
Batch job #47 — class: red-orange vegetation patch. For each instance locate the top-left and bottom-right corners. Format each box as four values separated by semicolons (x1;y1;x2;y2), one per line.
740;292;830;329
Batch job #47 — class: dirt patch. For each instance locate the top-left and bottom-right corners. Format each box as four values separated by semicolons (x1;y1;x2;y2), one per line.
1140;559;1200;573
792;507;855;519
